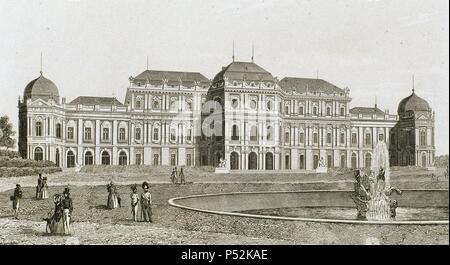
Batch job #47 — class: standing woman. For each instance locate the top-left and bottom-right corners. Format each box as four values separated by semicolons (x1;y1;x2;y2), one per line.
140;182;153;222
107;181;119;209
61;187;73;235
48;194;64;234
41;176;49;199
11;184;23;219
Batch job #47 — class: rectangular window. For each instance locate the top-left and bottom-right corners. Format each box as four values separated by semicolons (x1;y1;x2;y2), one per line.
170;128;177;142
135;154;142;165
299;132;304;143
67;127;74;140
340;133;345;145
56;125;61;139
299;155;305;169
299;106;304;115
365;133;371;146
326;133;332;144
351;133;357;145
170;154;176;166
84;127;92;141
153;154;159;165
186;154;192;166
135;128;141;141
285;132;290;143
313;133;318;144
119;128;126;141
187;129;192;141
340;107;345;116
102;128;109;141
36;122;42;136
153;128;159;141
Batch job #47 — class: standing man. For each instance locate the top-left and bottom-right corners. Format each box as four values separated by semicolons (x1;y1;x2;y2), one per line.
62;187;73;235
36;174;43;199
140;182;153;222
179;167;186;184
130;184;139;222
11;184;23;219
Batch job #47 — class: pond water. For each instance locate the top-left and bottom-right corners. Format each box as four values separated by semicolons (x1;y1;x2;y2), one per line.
238;207;449;221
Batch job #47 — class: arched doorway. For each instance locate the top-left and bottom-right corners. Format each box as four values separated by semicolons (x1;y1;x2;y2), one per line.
421;153;427;167
101;151;110;165
248;152;258;170
351;153;357;169
55;149;60;167
119;151;127;165
230;152;239;170
34;147;43;161
84;151;93;165
365;153;372;169
67;150;75;168
265;152;274;170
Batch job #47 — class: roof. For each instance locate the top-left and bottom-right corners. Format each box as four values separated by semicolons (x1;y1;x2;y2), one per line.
278;77;345;94
350;107;385;116
69;96;124;106
212;61;274;83
24;73;59;101
397;91;430;113
132;70;210;88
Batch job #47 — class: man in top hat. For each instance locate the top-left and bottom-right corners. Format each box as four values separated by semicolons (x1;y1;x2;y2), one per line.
61;187;73;235
11;184;23;219
140;182;152;222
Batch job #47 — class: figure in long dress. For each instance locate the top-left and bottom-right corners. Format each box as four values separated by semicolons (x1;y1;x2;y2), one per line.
107;181;120;209
61;187;73;235
41;176;49;199
36;174;43;199
47;194;65;235
140;182;153;222
170;167;178;184
11;184;23;219
179;167;186;184
130;184;139;222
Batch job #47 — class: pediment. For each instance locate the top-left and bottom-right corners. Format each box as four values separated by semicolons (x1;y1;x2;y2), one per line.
27;98;54;107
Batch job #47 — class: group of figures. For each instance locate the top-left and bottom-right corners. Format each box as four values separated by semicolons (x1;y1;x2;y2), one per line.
351;168;402;220
36;174;48;200
44;187;74;235
106;181;153;222
170;167;186;184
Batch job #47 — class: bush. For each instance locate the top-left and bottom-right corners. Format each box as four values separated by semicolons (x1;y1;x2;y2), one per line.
0;157;57;168
435;155;449;167
0;166;61;178
0;149;20;159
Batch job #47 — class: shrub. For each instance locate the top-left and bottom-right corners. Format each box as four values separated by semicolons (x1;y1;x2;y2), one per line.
0;149;20;158
0;166;61;178
0;157;57;168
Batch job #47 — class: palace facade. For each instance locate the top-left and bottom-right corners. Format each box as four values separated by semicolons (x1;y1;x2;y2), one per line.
18;60;436;170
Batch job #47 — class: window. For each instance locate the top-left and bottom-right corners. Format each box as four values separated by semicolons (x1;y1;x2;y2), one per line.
102;128;110;141
153;154;159;165
378;133;384;142
119;151;127;166
299;106;304;115
326;133;332;144
365;153;372;168
135;153;142;165
67;127;74;140
170;99;177;110
153;127;159;141
313;133;318;144
299;132;304;143
170;128;177;141
135;98;142;109
101;151;110;165
327;155;332;168
267;126;273;141
186;101;192;110
420;131;426;146
231;125;239;141
84;127;92;141
285;106;289;114
313;107;318;115
285;155;290;170
119;128;126;141
153;99;160;109
340;107;345;116
365;133;371;146
170;154;176;166
36;121;42;136
56;124;62;139
84;151;93;165
299;155;305;169
340;133;345;145
186;129;192;142
326;107;331;116
285;132;290;143
67;151;75;168
34;147;43;161
351;133;357;145
231;99;239;109
135;127;141;141
250;100;257;109
186;154;192;166
266;100;272;110
250;126;258;141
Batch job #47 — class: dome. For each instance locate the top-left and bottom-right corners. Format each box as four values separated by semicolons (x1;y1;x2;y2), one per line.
23;72;59;102
397;90;430;113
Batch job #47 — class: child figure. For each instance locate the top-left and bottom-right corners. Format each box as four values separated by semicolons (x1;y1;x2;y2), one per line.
130;184;140;222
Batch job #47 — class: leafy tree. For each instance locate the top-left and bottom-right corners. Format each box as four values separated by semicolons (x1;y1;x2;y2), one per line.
0;115;16;149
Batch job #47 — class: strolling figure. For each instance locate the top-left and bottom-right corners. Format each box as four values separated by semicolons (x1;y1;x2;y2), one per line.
179;167;186;184
41;176;49;199
36;174;43;199
11;184;23;219
107;181;120;209
130;184;140;222
46;194;65;234
170;167;178;184
140;182;153;222
61;187;73;235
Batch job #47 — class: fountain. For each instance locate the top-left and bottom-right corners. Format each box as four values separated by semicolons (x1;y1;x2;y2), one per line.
351;140;402;220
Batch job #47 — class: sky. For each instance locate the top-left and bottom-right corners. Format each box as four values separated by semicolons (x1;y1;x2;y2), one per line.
0;0;448;155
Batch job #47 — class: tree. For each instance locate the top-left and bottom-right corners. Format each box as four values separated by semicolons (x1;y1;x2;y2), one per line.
0;115;16;149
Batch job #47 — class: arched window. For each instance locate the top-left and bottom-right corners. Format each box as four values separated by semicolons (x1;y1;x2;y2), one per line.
326;132;332;144
250;126;258;142
248;152;258;170
67;150;75;168
351;153;357;169
34;147;43;161
340;107;345;116
313;107;318;115
230;152;239;170
265;152;274;170
267;126;273;141
135;97;143;109
84;151;93;165
365;153;372;169
55;149;60;167
326;107;331;116
56;123;62;139
231;125;239;140
153;154;159;165
420;131;426;146
101;151;110;165
299;132;305;143
119;151;127;166
35;121;42;136
285;131;290;144
299;106;304;115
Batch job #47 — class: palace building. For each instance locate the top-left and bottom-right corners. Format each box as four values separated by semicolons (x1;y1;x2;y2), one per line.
18;60;435;170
